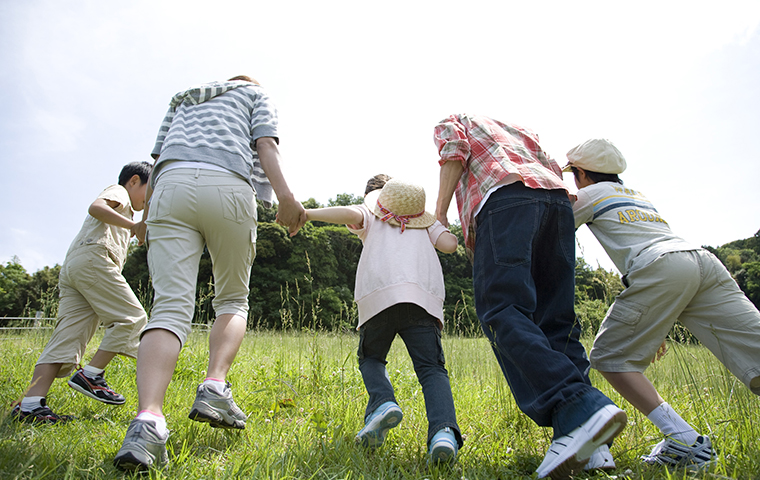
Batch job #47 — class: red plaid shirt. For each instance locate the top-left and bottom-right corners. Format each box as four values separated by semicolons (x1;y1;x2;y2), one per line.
434;114;568;250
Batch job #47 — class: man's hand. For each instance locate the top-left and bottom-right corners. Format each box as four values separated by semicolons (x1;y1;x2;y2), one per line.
435;160;463;230
436;212;450;228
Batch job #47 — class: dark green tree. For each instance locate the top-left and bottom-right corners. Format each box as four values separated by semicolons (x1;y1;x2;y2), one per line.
704;228;760;308
0;258;31;318
328;193;363;207
22;264;62;318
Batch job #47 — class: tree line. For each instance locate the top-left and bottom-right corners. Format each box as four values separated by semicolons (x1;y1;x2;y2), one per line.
2;197;758;335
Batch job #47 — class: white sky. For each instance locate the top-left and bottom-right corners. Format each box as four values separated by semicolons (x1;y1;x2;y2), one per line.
1;0;759;274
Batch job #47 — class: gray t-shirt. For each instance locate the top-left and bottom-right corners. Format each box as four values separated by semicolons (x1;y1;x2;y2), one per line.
573;182;696;275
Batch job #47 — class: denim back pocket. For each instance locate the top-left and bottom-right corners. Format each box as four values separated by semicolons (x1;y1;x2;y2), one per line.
486;200;540;267
219;187;255;224
148;185;176;221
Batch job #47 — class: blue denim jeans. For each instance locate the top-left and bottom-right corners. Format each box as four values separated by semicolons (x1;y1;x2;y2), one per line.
473;183;615;438
358;303;463;447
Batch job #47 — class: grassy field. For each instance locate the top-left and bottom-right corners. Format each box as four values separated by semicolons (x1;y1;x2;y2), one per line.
1;328;758;479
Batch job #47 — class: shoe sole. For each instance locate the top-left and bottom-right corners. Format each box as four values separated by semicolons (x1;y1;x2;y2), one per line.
68;379;126;405
355;406;403;448
585;463;616;472
188;405;246;429
430;441;457;463
542;406;627;480
113;445;166;471
642;452;717;470
113;451;151;471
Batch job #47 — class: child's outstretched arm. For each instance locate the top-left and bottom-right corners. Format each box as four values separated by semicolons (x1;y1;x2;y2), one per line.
306;207;363;228
88;198;135;231
434;230;458;254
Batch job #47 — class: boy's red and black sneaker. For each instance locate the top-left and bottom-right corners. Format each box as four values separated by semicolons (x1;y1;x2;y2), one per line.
67;369;126;405
11;399;74;424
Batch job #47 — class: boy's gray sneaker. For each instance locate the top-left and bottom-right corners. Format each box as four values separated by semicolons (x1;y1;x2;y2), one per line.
113;418;168;471
188;382;247;429
641;435;716;470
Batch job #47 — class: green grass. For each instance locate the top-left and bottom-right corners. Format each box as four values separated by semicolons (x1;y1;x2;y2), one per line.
1;329;759;479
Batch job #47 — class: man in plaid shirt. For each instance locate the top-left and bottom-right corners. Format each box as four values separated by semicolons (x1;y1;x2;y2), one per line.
433;114;626;479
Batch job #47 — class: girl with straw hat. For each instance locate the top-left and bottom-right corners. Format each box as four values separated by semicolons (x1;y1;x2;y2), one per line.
305;175;464;464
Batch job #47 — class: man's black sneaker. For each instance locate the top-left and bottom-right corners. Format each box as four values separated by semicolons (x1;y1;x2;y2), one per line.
67;368;126;405
11;398;74;424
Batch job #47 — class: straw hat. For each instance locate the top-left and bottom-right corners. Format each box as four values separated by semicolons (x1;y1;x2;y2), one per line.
365;179;436;232
562;138;627;174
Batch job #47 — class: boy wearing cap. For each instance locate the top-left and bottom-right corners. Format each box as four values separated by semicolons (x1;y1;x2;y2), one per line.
305;175;464;465
565;138;760;470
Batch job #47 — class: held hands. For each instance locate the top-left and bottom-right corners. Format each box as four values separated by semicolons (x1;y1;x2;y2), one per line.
275;196;307;237
131;220;147;245
436;211;450;228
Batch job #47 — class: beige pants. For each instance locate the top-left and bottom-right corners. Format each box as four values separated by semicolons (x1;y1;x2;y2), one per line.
145;168;257;346
590;249;760;394
37;245;148;377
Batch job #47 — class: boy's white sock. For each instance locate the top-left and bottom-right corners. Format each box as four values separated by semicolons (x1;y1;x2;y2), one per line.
20;396;45;412
136;410;168;436
82;365;105;379
203;378;227;396
647;402;699;445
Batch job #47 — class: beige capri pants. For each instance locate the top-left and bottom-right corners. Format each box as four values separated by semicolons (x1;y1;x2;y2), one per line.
590;249;760;394
145;168;257;346
37;245;148;377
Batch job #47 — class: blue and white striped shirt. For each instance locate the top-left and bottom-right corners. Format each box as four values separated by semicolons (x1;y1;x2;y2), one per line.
151;80;279;206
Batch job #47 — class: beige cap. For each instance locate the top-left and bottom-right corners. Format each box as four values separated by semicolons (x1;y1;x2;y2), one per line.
366;179;435;232
563;138;627;174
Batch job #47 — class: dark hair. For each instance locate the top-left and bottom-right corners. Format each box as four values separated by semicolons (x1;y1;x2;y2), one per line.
228;75;260;85
365;174;391;195
118;161;153;186
571;166;623;185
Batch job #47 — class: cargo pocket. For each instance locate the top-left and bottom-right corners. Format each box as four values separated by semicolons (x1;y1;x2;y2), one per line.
598;300;648;348
220;187;255;224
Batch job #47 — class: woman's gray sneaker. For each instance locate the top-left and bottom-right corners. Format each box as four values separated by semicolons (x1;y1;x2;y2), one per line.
188;383;247;429
113;419;168;471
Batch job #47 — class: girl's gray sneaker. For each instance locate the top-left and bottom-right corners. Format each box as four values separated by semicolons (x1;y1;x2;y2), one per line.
113;419;168;471
355;401;403;448
188;382;247;429
428;427;458;464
